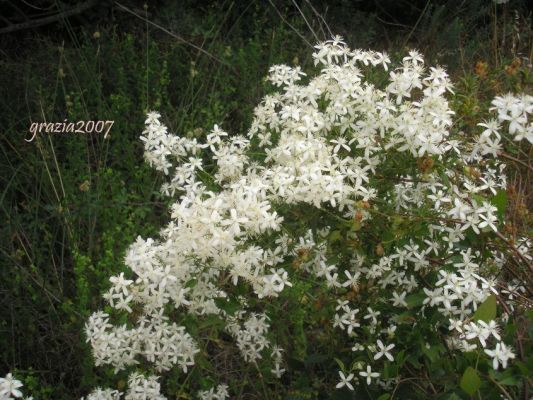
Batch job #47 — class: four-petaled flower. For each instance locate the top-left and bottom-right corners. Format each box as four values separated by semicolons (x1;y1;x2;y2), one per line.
359;365;380;385
484;342;515;370
374;339;395;362
336;371;355;390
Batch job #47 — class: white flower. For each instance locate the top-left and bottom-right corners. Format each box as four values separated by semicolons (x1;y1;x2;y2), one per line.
449;198;472;221
448;319;463;333
330;137;351;153
197;384;229;400
352;343;365;352
125;373;166;400
478;202;498;232
336;371;355;390
363;307;381;325
359;365;380;385
271;363;285;378
84;388;122;400
484;342;515;370
479;320;501;341
342;270;360;288
374;340;395;362
0;373;24;399
390;291;408;307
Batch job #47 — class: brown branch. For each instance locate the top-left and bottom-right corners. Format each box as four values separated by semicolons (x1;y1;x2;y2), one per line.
494;230;533;274
500;152;533;172
0;0;99;34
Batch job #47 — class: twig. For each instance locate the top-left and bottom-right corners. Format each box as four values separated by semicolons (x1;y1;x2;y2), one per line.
500;152;533;172
114;1;234;69
402;0;431;47
291;0;320;42
267;0;313;48
304;0;333;38
391;377;430;399
254;362;270;399
487;373;514;400
494;230;533;274
375;15;412;29
0;0;98;34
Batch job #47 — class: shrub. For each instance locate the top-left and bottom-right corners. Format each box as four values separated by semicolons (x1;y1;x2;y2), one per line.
77;36;531;399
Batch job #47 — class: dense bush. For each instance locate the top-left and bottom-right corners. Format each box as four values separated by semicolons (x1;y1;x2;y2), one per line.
1;2;531;399
79;38;532;399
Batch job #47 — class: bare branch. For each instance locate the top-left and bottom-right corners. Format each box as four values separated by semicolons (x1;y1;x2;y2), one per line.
114;1;234;70
0;0;99;34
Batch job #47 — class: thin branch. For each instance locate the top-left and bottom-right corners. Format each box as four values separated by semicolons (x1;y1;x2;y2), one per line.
267;0;313;48
375;15;412;29
402;0;431;47
114;1;234;70
0;15;13;27
291;0;320;42
487;374;514;400
500;151;533;171
494;230;533;273
5;2;31;23
304;0;334;38
19;0;56;11
0;0;99;34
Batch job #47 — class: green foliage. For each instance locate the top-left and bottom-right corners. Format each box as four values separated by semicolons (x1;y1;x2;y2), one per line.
460;367;481;396
0;1;531;399
472;295;497;323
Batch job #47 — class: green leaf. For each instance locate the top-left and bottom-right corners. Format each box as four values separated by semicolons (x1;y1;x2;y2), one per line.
515;360;530;376
406;291;425;309
422;343;441;363
472;295;497;322
460;367;481;396
497;375;519;386
395;350;406;366
293;308;307;361
407;355;422;368
329;230;343;242
471;193;484;206
382;362;390;379
334;357;345;371
438;169;450;186
489;369;520;386
377;394;390;400
491;190;507;219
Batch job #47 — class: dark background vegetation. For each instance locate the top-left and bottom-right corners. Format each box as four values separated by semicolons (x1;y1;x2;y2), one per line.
0;0;531;398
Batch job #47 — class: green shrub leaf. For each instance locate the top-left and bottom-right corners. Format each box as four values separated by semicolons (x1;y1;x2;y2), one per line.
460;367;481;396
472;295;497;322
491;190;507;219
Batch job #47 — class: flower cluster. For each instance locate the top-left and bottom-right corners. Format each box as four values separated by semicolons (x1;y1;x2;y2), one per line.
82;388;121;400
225;311;272;363
85;310;199;373
81;374;166;400
197;384;229;400
83;36;530;398
491;93;532;143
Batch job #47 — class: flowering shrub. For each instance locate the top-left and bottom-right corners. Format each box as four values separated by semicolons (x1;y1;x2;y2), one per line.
83;37;531;399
